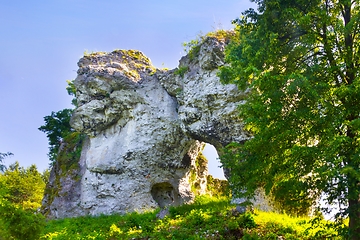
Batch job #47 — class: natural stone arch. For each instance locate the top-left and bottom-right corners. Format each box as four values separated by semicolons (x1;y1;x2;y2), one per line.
202;144;225;180
42;36;251;219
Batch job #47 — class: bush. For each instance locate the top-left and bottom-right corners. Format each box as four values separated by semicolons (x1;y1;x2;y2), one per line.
0;202;45;240
173;66;189;78
238;212;257;229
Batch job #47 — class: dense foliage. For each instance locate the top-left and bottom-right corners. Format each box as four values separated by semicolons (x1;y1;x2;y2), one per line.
0;152;13;172
40;195;342;239
219;0;360;238
0;162;47;239
39;80;84;166
38;109;74;163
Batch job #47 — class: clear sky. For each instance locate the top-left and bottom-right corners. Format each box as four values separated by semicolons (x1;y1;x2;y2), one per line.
0;0;255;177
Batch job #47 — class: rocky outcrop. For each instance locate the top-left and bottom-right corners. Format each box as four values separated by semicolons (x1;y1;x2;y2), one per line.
159;37;249;150
42;36;251;219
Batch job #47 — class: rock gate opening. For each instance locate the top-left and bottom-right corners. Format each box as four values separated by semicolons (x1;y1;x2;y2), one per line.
202;143;225;180
42;36;251;219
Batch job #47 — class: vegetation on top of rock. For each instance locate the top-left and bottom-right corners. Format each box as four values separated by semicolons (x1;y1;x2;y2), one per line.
81;49;157;82
120;49;152;64
182;29;236;61
173;66;189;78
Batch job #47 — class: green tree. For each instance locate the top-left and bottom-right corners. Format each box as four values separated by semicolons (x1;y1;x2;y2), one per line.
0;203;45;240
39;80;83;165
0;162;46;209
219;0;360;238
0;152;13;172
38;108;85;169
0;162;46;239
66;79;78;107
38;108;73;163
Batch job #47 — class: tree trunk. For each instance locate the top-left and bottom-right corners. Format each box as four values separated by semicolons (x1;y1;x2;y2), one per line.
348;188;360;239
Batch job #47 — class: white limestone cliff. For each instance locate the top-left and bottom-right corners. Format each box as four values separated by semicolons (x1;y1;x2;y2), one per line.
42;36;251;219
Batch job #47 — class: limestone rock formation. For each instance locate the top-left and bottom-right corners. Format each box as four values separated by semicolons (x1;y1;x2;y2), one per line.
158;37;249;150
42;36;251;219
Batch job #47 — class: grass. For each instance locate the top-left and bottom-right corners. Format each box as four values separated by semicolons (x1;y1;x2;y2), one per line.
174;66;189;78
40;195;345;239
182;29;236;61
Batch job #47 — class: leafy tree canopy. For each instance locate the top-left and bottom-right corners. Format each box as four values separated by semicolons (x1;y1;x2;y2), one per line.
219;0;360;238
0;161;46;209
0;162;46;239
0;152;13;172
38;79;85;166
66;79;78;107
38;108;73;163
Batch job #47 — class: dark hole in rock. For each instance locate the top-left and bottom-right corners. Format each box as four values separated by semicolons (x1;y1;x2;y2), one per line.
151;182;176;208
181;153;191;167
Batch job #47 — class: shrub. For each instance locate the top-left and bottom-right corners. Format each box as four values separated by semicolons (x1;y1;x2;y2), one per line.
0;202;45;240
182;30;236;61
238;212;257;229
173;66;189;77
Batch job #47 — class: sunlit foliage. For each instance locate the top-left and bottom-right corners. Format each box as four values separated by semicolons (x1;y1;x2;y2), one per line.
219;0;360;238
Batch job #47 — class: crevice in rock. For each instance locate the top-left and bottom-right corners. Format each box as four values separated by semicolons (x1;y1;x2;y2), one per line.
181;153;191;168
151;182;176;208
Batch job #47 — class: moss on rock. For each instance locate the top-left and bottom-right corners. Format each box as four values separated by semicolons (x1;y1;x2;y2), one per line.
41;133;85;217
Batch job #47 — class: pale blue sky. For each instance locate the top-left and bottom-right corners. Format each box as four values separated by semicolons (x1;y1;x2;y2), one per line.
0;0;255;177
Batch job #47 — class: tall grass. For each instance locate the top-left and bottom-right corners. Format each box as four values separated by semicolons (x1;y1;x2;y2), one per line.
41;195;345;239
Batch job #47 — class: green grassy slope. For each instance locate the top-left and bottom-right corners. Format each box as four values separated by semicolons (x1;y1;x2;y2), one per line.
41;195;344;240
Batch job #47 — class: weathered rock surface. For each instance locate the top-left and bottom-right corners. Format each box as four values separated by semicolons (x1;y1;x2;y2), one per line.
158;37;249;150
42;36;251;219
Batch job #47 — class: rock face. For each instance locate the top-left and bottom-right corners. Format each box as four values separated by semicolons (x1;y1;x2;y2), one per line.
42;36;251;219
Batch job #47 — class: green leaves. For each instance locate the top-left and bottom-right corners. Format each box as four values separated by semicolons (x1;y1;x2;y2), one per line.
40;79;84;167
0;162;46;210
220;0;360;234
38;109;73;163
0;152;12;172
40;194;339;239
0;162;47;239
0;202;45;240
66;80;78;107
